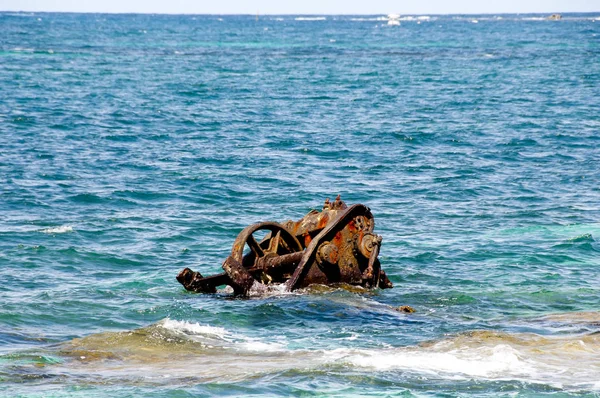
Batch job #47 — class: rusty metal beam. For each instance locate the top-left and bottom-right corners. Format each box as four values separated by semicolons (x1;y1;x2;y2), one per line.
177;251;304;294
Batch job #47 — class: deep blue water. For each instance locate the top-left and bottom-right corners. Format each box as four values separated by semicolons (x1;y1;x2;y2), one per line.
1;11;600;397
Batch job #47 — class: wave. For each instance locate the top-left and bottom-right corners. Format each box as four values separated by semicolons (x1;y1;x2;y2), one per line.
40;225;74;234
349;15;434;22
398;16;433;21
345;330;599;387
339;325;600;391
343;343;531;378
42;314;600;389
160;318;229;339
3;12;36;17
11;47;35;53
295;17;327;21
349;17;388;21
159;318;285;351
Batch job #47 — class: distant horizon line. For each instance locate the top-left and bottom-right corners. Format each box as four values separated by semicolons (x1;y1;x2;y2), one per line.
1;10;598;16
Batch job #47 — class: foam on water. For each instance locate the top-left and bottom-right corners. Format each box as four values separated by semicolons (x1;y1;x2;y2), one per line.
396;16;433;22
159;318;229;340
40;225;74;234
295;17;327;21
159;318;286;352
49;322;600;390
323;328;600;389
344;344;533;378
240;340;286;352
349;17;388;21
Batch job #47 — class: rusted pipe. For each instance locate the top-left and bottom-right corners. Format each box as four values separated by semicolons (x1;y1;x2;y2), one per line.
177;251;305;294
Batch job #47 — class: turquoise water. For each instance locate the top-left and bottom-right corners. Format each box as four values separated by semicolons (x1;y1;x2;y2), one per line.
1;11;600;396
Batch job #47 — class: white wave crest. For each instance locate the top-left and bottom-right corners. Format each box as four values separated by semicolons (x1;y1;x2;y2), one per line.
345;344;533;378
241;340;285;352
350;17;388;21
295;17;326;21
40;225;74;234
13;47;35;53
160;318;229;339
159;318;285;352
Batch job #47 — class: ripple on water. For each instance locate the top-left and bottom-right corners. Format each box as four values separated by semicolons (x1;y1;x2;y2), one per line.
1;11;600;396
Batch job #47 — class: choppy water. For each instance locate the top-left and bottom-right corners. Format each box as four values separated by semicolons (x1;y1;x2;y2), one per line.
1;11;600;397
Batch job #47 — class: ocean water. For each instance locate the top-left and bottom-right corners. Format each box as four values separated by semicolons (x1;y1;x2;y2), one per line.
1;11;600;397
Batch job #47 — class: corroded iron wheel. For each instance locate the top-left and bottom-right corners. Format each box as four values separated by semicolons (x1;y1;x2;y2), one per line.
234;222;303;266
222;222;303;295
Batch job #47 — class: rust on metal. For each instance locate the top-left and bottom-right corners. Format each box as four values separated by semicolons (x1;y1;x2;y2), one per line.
176;196;393;296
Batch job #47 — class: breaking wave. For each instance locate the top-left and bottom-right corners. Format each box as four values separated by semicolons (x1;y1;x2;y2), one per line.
47;313;600;390
160;318;229;339
40;225;74;234
295;17;327;21
343;330;600;389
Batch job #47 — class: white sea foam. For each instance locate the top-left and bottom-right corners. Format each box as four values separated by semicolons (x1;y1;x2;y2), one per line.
295;17;326;21
243;281;293;298
377;16;433;22
64;320;600;390
345;344;533;378
6;12;35;17
326;329;600;390
349;17;385;21
241;340;285;352
40;225;74;234
160;318;229;339
159;318;286;352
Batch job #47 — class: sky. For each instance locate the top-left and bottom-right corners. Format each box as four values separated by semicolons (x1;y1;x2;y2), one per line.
0;0;598;14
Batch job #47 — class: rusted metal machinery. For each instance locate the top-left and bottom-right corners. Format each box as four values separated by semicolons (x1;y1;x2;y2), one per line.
177;196;393;296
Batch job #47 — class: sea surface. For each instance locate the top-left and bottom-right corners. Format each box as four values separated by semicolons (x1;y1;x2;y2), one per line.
1;11;600;397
